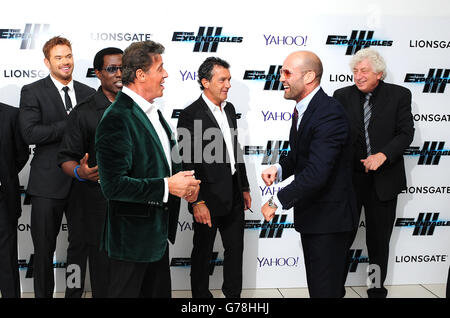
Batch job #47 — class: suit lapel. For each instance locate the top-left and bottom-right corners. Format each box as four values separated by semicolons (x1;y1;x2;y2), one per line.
197;96;235;164
158;110;181;172
44;76;67;118
125;95;170;173
198;96;221;129
295;88;324;141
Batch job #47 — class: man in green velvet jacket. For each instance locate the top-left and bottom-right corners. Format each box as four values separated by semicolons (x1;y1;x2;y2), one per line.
95;41;200;298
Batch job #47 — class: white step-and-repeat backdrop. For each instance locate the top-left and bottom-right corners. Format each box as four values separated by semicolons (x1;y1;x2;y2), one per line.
1;0;449;292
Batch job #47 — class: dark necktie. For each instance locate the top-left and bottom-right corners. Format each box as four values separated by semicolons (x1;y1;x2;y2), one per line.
292;106;299;131
289;106;299;149
363;92;373;156
62;86;73;112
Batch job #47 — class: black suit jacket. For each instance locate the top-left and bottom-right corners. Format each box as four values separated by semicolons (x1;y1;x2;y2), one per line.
19;75;95;199
177;95;250;217
0;103;29;219
333;81;414;201
277;88;358;234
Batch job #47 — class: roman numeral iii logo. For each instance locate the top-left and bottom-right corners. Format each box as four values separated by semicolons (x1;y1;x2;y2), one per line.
244;140;290;165
418;141;445;165
260;214;288;238
325;30;393;55
262;140;290;165
404;69;450;93
20;23;49;49
423;69;450;93
243;65;284;90
395;212;450;236
345;30;374;55
172;26;243;53
194;26;221;52
412;213;439;236
404;141;449;165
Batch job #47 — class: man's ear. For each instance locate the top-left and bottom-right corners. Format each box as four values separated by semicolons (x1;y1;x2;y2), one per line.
304;71;316;84
94;69;102;80
201;78;209;90
135;69;146;82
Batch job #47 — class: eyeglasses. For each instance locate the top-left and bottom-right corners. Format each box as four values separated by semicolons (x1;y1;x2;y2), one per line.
279;68;310;79
103;65;122;74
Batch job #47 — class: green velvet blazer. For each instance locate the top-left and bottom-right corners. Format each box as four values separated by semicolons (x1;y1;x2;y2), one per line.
95;91;181;262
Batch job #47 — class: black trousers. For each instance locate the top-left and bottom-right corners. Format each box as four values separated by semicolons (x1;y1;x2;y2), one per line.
106;243;171;298
190;175;244;298
65;182;109;298
0;194;20;298
30;182;84;298
301;231;352;298
348;172;397;298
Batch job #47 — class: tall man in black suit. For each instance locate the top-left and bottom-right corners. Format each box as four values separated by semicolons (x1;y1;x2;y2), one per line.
261;51;358;298
58;47;123;297
333;48;414;298
19;36;95;298
0;103;29;298
177;57;252;298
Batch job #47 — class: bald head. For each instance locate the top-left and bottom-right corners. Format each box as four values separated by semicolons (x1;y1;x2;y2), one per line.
285;51;323;84
281;51;323;102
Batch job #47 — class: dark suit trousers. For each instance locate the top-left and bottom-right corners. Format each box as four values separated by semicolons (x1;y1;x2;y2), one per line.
301;231;352;298
106;243;171;298
30;195;67;298
30;182;84;298
65;182;109;298
190;174;244;298
0;193;20;298
353;172;397;298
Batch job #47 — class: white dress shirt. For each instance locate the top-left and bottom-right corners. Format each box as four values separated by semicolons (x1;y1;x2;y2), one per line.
122;86;172;203
202;93;236;175
49;74;77;114
273;86;321;209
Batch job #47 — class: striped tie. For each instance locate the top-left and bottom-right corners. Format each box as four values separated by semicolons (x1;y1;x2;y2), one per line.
363;92;372;156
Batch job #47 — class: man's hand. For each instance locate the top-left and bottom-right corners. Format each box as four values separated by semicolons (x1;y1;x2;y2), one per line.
193;203;212;228
261;165;278;186
360;152;387;173
261;201;277;222
243;191;252;211
185;183;200;203
168;170;201;199
77;153;99;182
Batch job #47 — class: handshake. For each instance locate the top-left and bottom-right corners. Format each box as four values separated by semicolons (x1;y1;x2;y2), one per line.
168;170;201;202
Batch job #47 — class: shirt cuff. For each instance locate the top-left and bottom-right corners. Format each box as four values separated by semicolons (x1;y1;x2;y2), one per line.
163;178;169;203
274;163;282;183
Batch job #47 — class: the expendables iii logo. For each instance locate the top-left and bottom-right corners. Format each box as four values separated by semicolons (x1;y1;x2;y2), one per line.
326;30;393;55
243;65;284;91
172;26;243;52
404;68;450;93
0;23;49;49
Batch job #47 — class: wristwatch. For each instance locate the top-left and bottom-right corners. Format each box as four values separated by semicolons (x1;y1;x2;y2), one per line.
268;196;278;209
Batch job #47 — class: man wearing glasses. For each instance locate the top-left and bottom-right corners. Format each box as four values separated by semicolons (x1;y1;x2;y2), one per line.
261;51;358;298
58;47;123;297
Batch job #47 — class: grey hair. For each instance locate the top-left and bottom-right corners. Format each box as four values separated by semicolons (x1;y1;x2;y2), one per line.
349;48;387;80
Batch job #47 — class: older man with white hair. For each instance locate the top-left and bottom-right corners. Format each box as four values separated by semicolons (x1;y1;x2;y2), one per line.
333;48;414;298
